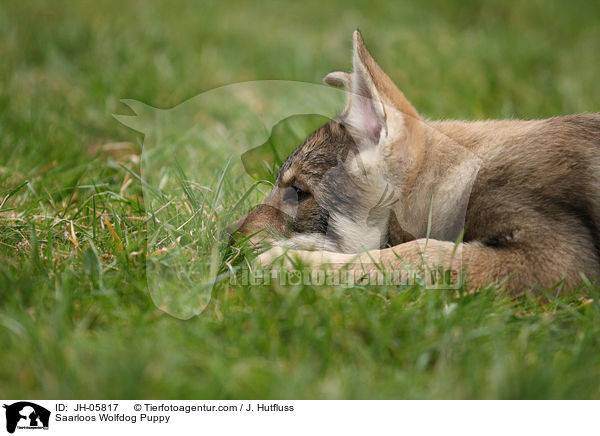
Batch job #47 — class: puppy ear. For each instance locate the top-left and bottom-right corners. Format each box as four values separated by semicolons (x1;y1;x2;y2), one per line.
323;71;350;88
331;30;421;149
346;31;388;145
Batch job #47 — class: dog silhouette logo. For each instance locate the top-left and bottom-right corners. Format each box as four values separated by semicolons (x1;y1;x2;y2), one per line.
3;402;50;433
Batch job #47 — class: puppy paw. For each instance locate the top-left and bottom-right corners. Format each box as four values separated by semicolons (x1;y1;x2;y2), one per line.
255;247;317;269
255;247;355;269
255;246;287;268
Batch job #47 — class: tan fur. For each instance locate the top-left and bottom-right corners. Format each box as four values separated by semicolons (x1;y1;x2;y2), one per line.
233;31;600;294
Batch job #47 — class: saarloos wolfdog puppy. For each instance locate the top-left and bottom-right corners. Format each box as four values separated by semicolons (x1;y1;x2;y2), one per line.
231;30;600;293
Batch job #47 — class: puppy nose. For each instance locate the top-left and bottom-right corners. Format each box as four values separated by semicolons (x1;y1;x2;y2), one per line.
226;217;245;245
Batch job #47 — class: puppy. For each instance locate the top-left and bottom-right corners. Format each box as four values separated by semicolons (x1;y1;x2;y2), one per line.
231;30;600;292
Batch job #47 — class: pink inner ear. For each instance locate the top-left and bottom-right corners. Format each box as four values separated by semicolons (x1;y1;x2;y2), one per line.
364;104;382;144
354;77;382;145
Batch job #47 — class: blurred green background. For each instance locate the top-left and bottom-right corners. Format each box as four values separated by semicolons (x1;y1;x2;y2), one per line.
1;0;599;399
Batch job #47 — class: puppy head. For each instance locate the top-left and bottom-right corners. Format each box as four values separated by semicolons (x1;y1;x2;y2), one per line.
231;31;423;252
230;120;351;251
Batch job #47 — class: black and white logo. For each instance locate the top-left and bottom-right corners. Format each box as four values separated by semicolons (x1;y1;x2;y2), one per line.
3;402;50;434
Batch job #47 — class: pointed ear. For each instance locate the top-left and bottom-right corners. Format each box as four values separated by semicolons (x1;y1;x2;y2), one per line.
326;30;421;150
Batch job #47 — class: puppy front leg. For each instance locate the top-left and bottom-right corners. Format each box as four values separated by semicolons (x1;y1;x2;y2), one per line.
346;239;580;291
255;239;457;273
255;246;360;268
256;238;581;292
352;239;584;291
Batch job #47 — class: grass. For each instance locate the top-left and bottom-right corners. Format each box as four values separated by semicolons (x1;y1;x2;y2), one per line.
1;0;600;399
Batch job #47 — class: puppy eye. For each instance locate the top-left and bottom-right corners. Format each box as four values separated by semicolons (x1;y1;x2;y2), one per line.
283;185;311;204
294;186;310;202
